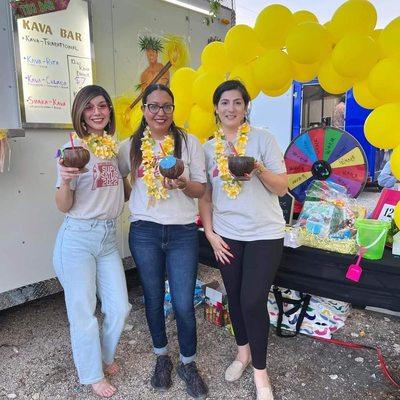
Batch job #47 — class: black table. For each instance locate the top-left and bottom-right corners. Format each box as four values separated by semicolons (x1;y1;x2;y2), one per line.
198;231;400;312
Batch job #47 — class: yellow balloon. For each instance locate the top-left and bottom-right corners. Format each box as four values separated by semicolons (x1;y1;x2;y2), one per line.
286;22;332;64
201;41;232;75
364;103;400;149
329;0;377;42
368;58;400;103
371;29;382;41
225;25;263;65
394;202;400;228
128;104;143;132
113;96;135;140
323;21;337;44
253;50;293;91
292;61;320;83
174;101;191;127
170;67;197;101
293;10;318;25
187;105;216;141
229;64;260;100
332;34;379;79
254;4;295;50
391;146;400;183
318;57;354;94
262;82;292;97
353;80;383;110
192;72;224;112
379;16;400;59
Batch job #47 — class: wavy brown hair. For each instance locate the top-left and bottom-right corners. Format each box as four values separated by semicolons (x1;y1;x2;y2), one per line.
129;84;187;181
71;85;115;138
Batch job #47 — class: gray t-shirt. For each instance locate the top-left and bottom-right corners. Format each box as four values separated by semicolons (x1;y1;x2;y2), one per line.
204;126;286;241
56;140;124;220
118;133;206;225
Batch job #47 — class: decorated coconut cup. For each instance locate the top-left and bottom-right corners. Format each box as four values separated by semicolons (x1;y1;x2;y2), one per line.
228;156;255;180
62;147;90;169
159;155;184;179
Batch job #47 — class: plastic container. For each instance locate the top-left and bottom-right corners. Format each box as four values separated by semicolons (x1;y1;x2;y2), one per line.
355;219;391;260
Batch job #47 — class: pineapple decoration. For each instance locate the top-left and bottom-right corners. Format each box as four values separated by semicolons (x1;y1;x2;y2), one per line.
137;36;169;92
113;34;188;139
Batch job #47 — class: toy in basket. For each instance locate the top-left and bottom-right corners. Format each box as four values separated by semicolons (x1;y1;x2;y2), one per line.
294;180;365;254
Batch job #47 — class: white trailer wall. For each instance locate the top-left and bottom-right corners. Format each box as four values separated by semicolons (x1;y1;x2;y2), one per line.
0;0;232;294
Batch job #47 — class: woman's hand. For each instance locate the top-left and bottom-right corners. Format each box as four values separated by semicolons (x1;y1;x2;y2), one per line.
162;175;188;190
205;231;234;265
59;159;84;185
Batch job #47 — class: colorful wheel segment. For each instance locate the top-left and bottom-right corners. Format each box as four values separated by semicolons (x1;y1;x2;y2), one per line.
284;127;368;202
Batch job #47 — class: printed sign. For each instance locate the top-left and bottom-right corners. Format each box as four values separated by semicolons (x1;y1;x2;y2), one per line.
13;0;93;127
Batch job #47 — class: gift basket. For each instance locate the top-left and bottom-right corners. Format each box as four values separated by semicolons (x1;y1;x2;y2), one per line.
292;180;366;254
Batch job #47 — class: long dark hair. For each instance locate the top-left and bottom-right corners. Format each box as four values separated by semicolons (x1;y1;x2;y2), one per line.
212;80;251;108
129;84;187;181
71;85;115;138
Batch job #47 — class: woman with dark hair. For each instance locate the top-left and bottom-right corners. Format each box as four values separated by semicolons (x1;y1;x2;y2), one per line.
199;80;288;400
53;85;131;398
118;84;208;399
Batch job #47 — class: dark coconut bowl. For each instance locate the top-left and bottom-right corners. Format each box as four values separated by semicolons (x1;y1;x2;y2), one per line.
228;156;255;180
62;146;90;169
159;156;184;179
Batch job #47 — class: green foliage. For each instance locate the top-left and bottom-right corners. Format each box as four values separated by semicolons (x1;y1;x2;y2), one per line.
204;0;222;26
138;36;164;52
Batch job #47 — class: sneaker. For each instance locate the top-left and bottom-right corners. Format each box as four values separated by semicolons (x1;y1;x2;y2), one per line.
177;361;208;399
151;355;173;391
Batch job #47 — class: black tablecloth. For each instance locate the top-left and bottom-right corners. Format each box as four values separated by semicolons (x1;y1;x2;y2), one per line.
198;231;400;311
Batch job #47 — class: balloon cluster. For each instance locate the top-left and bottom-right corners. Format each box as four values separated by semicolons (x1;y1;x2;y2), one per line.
168;1;400;180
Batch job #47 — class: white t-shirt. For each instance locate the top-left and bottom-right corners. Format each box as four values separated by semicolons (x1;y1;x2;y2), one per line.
118;133;206;225
56;140;124;220
204;126;286;241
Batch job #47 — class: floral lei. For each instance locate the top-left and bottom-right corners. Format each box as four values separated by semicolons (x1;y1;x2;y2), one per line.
82;134;117;159
214;122;251;199
140;126;174;204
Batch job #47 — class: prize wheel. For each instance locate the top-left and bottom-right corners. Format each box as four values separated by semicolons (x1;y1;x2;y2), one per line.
284;126;368;203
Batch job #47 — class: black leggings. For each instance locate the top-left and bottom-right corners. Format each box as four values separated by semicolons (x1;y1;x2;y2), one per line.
218;237;283;370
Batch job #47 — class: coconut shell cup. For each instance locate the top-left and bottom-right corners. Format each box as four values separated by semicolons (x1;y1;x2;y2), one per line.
62;146;90;169
159;156;184;179
228;156;255;181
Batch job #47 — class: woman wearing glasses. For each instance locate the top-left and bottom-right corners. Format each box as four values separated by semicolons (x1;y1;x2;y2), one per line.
118;84;208;399
53;85;131;398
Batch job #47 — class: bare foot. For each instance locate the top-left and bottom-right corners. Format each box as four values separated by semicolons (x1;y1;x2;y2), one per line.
92;379;117;398
104;362;120;376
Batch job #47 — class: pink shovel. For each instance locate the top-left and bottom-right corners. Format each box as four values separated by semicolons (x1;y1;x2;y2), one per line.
346;247;366;282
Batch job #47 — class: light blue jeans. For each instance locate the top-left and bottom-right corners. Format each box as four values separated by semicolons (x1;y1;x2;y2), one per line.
53;217;131;385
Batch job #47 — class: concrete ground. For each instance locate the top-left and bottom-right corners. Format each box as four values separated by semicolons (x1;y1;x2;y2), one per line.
0;264;399;400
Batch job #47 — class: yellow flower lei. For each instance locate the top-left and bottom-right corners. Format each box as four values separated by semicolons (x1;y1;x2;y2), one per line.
140;126;174;204
214;122;251;199
81;134;117;159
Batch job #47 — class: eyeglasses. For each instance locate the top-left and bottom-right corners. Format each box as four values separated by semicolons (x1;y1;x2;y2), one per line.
83;103;111;113
144;103;175;114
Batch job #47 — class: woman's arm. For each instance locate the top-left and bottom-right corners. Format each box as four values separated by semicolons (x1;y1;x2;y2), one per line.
123;176;132;202
198;184;214;236
199;185;233;265
55;162;79;213
164;176;206;198
255;163;288;197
